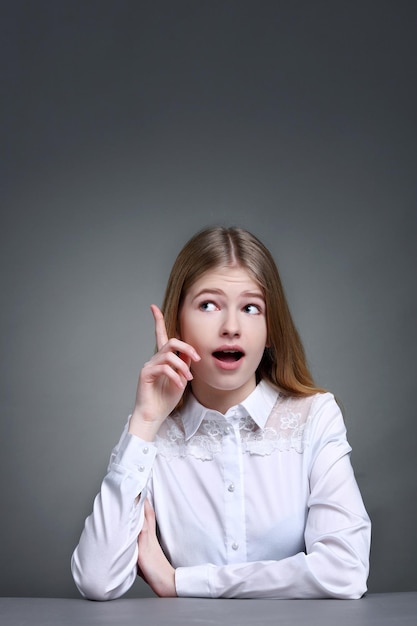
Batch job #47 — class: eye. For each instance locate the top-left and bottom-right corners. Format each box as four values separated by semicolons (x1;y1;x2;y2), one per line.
243;303;262;315
199;301;218;312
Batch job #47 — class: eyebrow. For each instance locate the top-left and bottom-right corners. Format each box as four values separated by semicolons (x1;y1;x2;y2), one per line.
191;288;265;301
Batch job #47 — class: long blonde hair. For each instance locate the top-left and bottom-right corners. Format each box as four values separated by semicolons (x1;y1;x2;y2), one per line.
162;226;325;398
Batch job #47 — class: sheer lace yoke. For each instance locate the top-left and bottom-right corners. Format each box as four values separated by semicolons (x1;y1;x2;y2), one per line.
155;393;316;461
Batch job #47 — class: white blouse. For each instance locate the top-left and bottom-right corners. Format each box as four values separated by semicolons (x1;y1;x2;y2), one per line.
71;381;371;601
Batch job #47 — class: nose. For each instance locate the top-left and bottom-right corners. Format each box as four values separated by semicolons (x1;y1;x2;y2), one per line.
220;309;241;337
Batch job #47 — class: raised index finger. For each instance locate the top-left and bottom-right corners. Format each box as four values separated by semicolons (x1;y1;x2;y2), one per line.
150;304;169;350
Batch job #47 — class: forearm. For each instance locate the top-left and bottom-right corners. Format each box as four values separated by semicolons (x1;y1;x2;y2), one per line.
175;536;370;600
72;432;157;601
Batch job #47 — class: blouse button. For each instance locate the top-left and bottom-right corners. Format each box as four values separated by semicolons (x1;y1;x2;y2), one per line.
228;483;235;492
143;447;149;454
232;542;239;551
138;465;145;472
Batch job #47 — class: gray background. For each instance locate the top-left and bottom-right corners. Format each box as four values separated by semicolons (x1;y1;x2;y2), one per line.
1;1;416;598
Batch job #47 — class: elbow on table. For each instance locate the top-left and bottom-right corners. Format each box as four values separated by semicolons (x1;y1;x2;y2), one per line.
333;584;368;600
309;523;371;599
306;544;370;599
323;561;369;600
71;563;107;601
71;553;133;602
72;575;128;602
74;578;114;602
334;578;368;600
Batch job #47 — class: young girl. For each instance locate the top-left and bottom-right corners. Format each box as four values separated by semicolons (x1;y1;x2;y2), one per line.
71;226;371;600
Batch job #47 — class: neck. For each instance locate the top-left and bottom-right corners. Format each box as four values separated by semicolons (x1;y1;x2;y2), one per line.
189;378;256;414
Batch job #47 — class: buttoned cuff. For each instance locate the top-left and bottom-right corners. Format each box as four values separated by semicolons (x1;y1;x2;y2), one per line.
175;564;213;598
110;432;157;476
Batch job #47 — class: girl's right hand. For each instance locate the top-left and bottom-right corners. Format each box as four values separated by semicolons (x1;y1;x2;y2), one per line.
128;304;200;441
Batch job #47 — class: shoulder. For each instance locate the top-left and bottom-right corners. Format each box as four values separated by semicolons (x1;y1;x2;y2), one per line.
301;392;351;457
269;391;337;425
256;392;325;454
268;391;346;447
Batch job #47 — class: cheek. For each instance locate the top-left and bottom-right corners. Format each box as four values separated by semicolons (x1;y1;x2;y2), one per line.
178;314;200;345
177;310;189;341
248;320;268;346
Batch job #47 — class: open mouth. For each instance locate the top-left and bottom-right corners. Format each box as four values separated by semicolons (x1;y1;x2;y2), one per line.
212;350;244;362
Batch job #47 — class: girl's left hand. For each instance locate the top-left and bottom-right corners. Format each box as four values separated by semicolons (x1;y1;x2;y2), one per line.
137;499;177;597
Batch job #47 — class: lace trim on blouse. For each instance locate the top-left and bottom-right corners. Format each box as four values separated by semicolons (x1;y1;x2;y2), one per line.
155;393;317;461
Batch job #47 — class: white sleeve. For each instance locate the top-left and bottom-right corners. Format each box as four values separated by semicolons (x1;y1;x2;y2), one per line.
71;423;157;601
175;395;371;599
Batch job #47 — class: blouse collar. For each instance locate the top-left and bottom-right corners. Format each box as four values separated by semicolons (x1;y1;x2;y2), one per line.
180;380;279;441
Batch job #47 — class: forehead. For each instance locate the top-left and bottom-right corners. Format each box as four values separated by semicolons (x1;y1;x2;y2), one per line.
186;265;263;295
